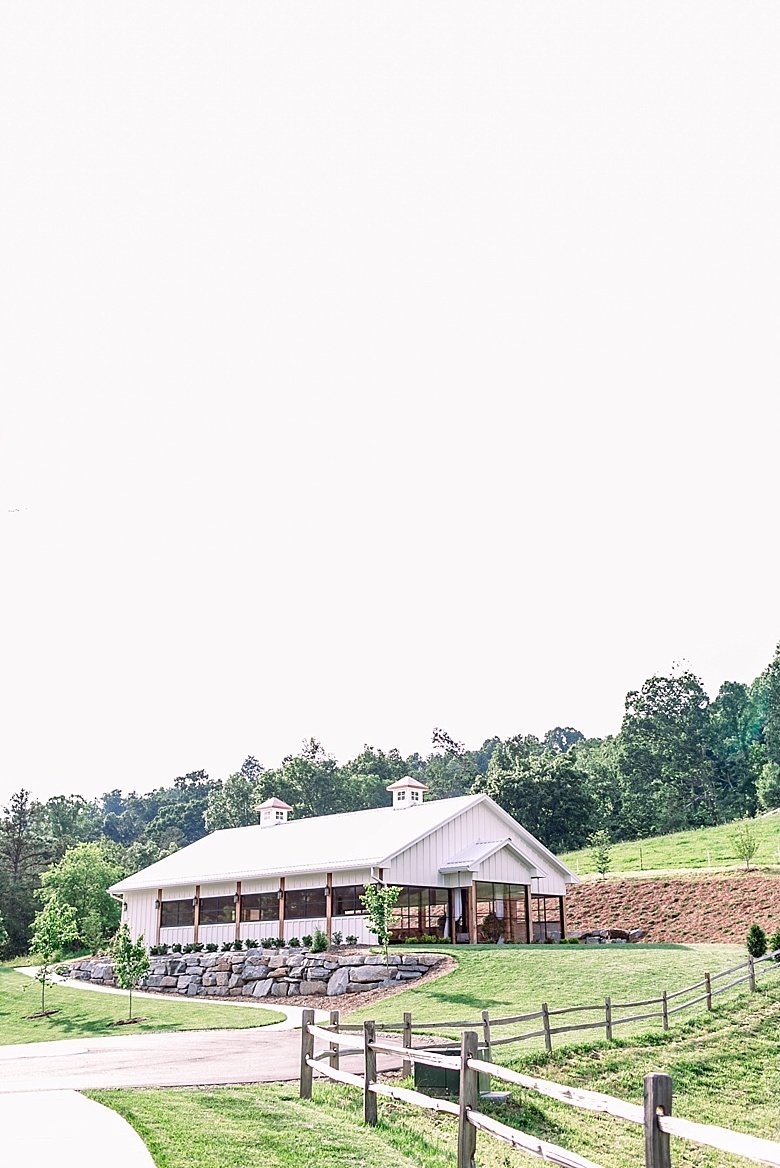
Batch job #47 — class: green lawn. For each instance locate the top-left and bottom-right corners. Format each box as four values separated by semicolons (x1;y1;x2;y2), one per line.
561;814;780;875
95;982;780;1168
345;943;744;1046
0;966;284;1045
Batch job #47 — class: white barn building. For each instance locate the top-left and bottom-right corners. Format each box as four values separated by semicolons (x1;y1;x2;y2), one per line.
110;779;578;949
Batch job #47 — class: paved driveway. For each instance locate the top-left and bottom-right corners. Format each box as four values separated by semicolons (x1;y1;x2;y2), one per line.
0;1025;397;1093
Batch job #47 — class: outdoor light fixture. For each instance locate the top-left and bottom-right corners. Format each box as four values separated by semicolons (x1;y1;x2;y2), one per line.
277;888;283;900
233;893;240;904
123;902;128;911
192;896;199;907
154;899;160;910
324;886;331;897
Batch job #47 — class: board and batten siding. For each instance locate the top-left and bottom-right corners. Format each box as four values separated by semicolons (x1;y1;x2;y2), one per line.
387;802;569;895
123;890;157;945
478;847;536;884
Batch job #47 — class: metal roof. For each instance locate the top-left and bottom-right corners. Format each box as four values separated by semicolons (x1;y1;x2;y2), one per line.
111;793;485;893
438;838;539;875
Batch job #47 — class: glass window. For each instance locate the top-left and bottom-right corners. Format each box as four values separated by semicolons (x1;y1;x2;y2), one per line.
160;899;194;928
531;894;562;942
240;892;279;923
199;895;236;926
285;888;327;920
332;885;365;916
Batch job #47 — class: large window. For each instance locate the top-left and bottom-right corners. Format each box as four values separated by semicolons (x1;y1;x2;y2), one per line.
160;899;194;928
531;895;562;942
475;882;528;943
199;895;236;926
389;887;449;937
241;892;279;923
332;885;365;916
285;888;327;920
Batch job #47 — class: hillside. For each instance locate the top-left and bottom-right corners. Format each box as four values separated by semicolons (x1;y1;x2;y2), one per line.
566;869;780;943
561;812;780;875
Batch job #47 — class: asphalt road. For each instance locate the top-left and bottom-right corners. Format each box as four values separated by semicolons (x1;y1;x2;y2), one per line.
0;1026;398;1093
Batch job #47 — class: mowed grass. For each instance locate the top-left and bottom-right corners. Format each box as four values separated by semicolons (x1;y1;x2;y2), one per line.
561;814;780;875
345;944;744;1046
95;982;780;1168
0;966;284;1045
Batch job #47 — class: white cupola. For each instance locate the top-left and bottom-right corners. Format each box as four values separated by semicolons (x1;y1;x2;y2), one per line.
386;777;429;809
257;797;293;827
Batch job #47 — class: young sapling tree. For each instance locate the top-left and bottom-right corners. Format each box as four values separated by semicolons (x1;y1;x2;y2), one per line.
111;924;150;1022
360;882;401;969
30;896;78;1016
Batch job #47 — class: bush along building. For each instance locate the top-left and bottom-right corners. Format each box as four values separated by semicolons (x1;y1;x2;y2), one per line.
109;779;578;949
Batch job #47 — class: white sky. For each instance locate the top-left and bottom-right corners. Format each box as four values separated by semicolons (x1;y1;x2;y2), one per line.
1;2;779;804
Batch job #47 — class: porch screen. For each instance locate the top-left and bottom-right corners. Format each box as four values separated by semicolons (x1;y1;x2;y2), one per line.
531;894;562;941
199;895;236;925
240;892;279;923
160;899;195;928
474;882;529;943
285;888;327;920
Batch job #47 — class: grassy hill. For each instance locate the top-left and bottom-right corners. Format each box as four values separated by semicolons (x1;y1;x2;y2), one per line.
561;812;780;876
96;977;780;1168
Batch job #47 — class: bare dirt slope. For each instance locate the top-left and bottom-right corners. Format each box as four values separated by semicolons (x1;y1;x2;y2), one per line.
566;870;780;943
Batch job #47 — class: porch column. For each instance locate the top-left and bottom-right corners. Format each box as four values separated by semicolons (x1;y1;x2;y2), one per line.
235;881;242;943
559;894;566;940
467;884;477;945
278;877;286;938
326;872;333;938
524;885;532;944
448;889;457;945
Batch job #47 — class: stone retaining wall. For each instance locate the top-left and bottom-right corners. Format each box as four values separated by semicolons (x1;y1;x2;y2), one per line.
66;949;443;999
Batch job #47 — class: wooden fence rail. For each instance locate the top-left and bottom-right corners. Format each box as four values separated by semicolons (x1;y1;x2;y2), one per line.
334;949;780;1059
299;1008;780;1168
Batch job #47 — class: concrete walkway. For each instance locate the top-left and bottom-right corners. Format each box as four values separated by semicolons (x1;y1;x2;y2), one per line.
0;1024;399;1092
16;965;329;1030
1;1089;155;1168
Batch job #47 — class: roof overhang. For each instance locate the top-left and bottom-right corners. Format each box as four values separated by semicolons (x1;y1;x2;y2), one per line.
439;838;539;876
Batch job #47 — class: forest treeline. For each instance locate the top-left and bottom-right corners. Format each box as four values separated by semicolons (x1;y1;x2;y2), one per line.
2;644;780;955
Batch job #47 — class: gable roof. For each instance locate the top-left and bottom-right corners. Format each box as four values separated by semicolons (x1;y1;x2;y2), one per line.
110;794;484;894
438;838;539;875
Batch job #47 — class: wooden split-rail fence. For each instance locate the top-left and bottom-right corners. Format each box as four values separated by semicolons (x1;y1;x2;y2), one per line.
298;949;780;1168
333;948;780;1056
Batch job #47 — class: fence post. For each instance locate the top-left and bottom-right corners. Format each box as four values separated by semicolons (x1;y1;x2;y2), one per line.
704;972;712;1011
300;1008;315;1100
329;1009;340;1070
363;1020;378;1126
403;1011;413;1079
748;956;756;992
458;1030;479;1168
481;1009;492;1063
661;991;669;1031
605;996;613;1042
644;1072;673;1168
541;1002;553;1054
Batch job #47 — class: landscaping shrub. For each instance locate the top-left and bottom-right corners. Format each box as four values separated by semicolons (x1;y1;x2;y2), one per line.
746;923;767;957
287;936;301;948
244;938;259;949
221;942;233;952
232;939;243;951
345;934;357;946
205;943;218;952
261;937;275;949
182;943;194;954
768;928;780;959
301;935;313;948
331;931;343;946
171;943;182;953
310;928;328;953
192;942;204;952
272;937;285;949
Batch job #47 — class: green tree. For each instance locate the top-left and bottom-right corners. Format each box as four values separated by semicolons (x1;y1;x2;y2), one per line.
43;795;99;860
762;643;780;766
205;772;260;832
111;924;150;1021
0;789;52;956
37;842;123;950
31;896;78;1014
732;822;759;869
757;762;780;813
618;672;718;838
360;882;402;968
257;739;352;818
477;736;594;851
0;908;8;957
746;923;767;958
589;829;612;876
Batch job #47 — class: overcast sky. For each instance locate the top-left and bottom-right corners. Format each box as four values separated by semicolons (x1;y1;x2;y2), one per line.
1;2;778;804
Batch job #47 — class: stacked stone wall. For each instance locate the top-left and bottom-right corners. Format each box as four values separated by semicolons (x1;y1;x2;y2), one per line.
66;949;442;999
